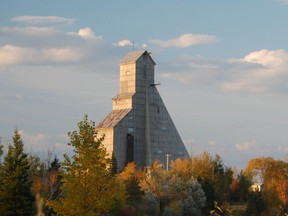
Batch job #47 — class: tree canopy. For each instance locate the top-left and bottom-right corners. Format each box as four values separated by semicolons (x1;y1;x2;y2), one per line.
46;115;125;216
0;129;35;215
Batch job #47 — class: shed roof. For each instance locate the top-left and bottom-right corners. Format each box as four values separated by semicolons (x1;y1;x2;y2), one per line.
96;109;132;128
113;93;135;100
120;50;156;65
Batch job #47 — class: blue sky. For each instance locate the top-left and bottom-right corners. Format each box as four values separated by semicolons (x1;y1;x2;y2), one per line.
1;0;288;169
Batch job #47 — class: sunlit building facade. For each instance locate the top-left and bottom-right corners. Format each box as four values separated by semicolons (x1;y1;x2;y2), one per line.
96;50;189;171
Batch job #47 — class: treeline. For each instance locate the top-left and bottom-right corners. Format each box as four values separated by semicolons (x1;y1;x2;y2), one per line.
0;115;287;216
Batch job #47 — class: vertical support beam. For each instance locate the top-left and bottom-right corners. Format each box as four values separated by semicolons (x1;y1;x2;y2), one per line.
165;154;171;171
145;82;151;166
144;54;151;167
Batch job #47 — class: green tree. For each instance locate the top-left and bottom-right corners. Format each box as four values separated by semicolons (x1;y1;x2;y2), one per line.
0;138;3;161
119;162;144;208
46;115;125;216
229;170;252;202
111;151;118;174
0;129;35;215
191;152;233;212
245;191;265;216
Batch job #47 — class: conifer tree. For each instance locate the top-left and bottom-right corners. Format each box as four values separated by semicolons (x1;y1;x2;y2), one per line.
46;115;125;215
0;129;35;215
111;151;118;174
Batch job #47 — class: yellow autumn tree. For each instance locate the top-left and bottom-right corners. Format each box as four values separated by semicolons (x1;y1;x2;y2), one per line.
46;115;125;216
245;157;288;213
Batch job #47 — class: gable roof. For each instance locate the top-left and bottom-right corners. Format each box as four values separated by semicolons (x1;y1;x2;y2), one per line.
96;109;132;128
120;50;156;65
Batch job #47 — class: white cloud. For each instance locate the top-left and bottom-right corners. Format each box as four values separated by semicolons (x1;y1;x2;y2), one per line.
222;81;268;93
68;28;102;40
112;40;147;49
19;130;49;147
160;49;288;94
42;47;82;62
160;55;222;86
12;16;75;25
222;49;288;93
0;44;82;65
78;28;101;40
243;49;288;67
235;141;256;151
18;131;71;155
113;40;133;47
1;27;59;37
0;45;35;65
149;33;217;48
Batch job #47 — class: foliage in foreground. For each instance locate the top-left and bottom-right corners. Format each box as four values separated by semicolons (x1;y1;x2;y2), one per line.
0;117;287;216
0;129;35;215
119;160;206;216
245;157;288;215
46;115;126;215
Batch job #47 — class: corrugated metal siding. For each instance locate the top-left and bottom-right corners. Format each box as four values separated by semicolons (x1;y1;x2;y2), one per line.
96;109;132;128
113;93;135;99
120;50;156;65
120;50;146;64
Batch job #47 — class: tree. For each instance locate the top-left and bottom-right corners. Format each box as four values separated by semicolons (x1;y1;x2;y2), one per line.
140;161;176;215
140;160;206;216
0;129;35;215
245;157;288;214
46;115;125;215
30;154;62;216
111;151;118;174
245;191;265;216
171;158;206;216
191;152;233;210
119;162;144;209
229;170;252;202
0;138;3;161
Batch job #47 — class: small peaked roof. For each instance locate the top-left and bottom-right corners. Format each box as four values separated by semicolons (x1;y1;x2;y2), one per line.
96;109;131;128
113;92;135;99
120;50;156;65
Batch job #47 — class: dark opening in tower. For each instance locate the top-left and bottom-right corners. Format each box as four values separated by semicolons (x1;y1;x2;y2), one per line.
126;134;134;164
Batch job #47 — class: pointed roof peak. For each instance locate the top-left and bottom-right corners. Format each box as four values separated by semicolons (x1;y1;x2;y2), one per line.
120;50;155;65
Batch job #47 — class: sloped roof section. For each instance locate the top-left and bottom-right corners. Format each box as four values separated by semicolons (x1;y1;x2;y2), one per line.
113;93;135;99
120;50;156;65
96;109;132;128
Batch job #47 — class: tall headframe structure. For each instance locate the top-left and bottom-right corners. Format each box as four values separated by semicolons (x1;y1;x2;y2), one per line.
96;50;189;170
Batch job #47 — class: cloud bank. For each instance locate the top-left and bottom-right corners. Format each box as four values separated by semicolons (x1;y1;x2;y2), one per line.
160;49;288;94
0;45;82;65
235;141;256;151
12;16;75;25
68;28;102;40
149;33;217;48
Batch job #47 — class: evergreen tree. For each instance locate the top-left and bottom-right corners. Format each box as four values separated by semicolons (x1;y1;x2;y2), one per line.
111;151;118;174
119;163;144;208
46;115;125;215
0;129;35;215
246;191;265;216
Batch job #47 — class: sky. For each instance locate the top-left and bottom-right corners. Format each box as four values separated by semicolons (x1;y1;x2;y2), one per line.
1;0;288;169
